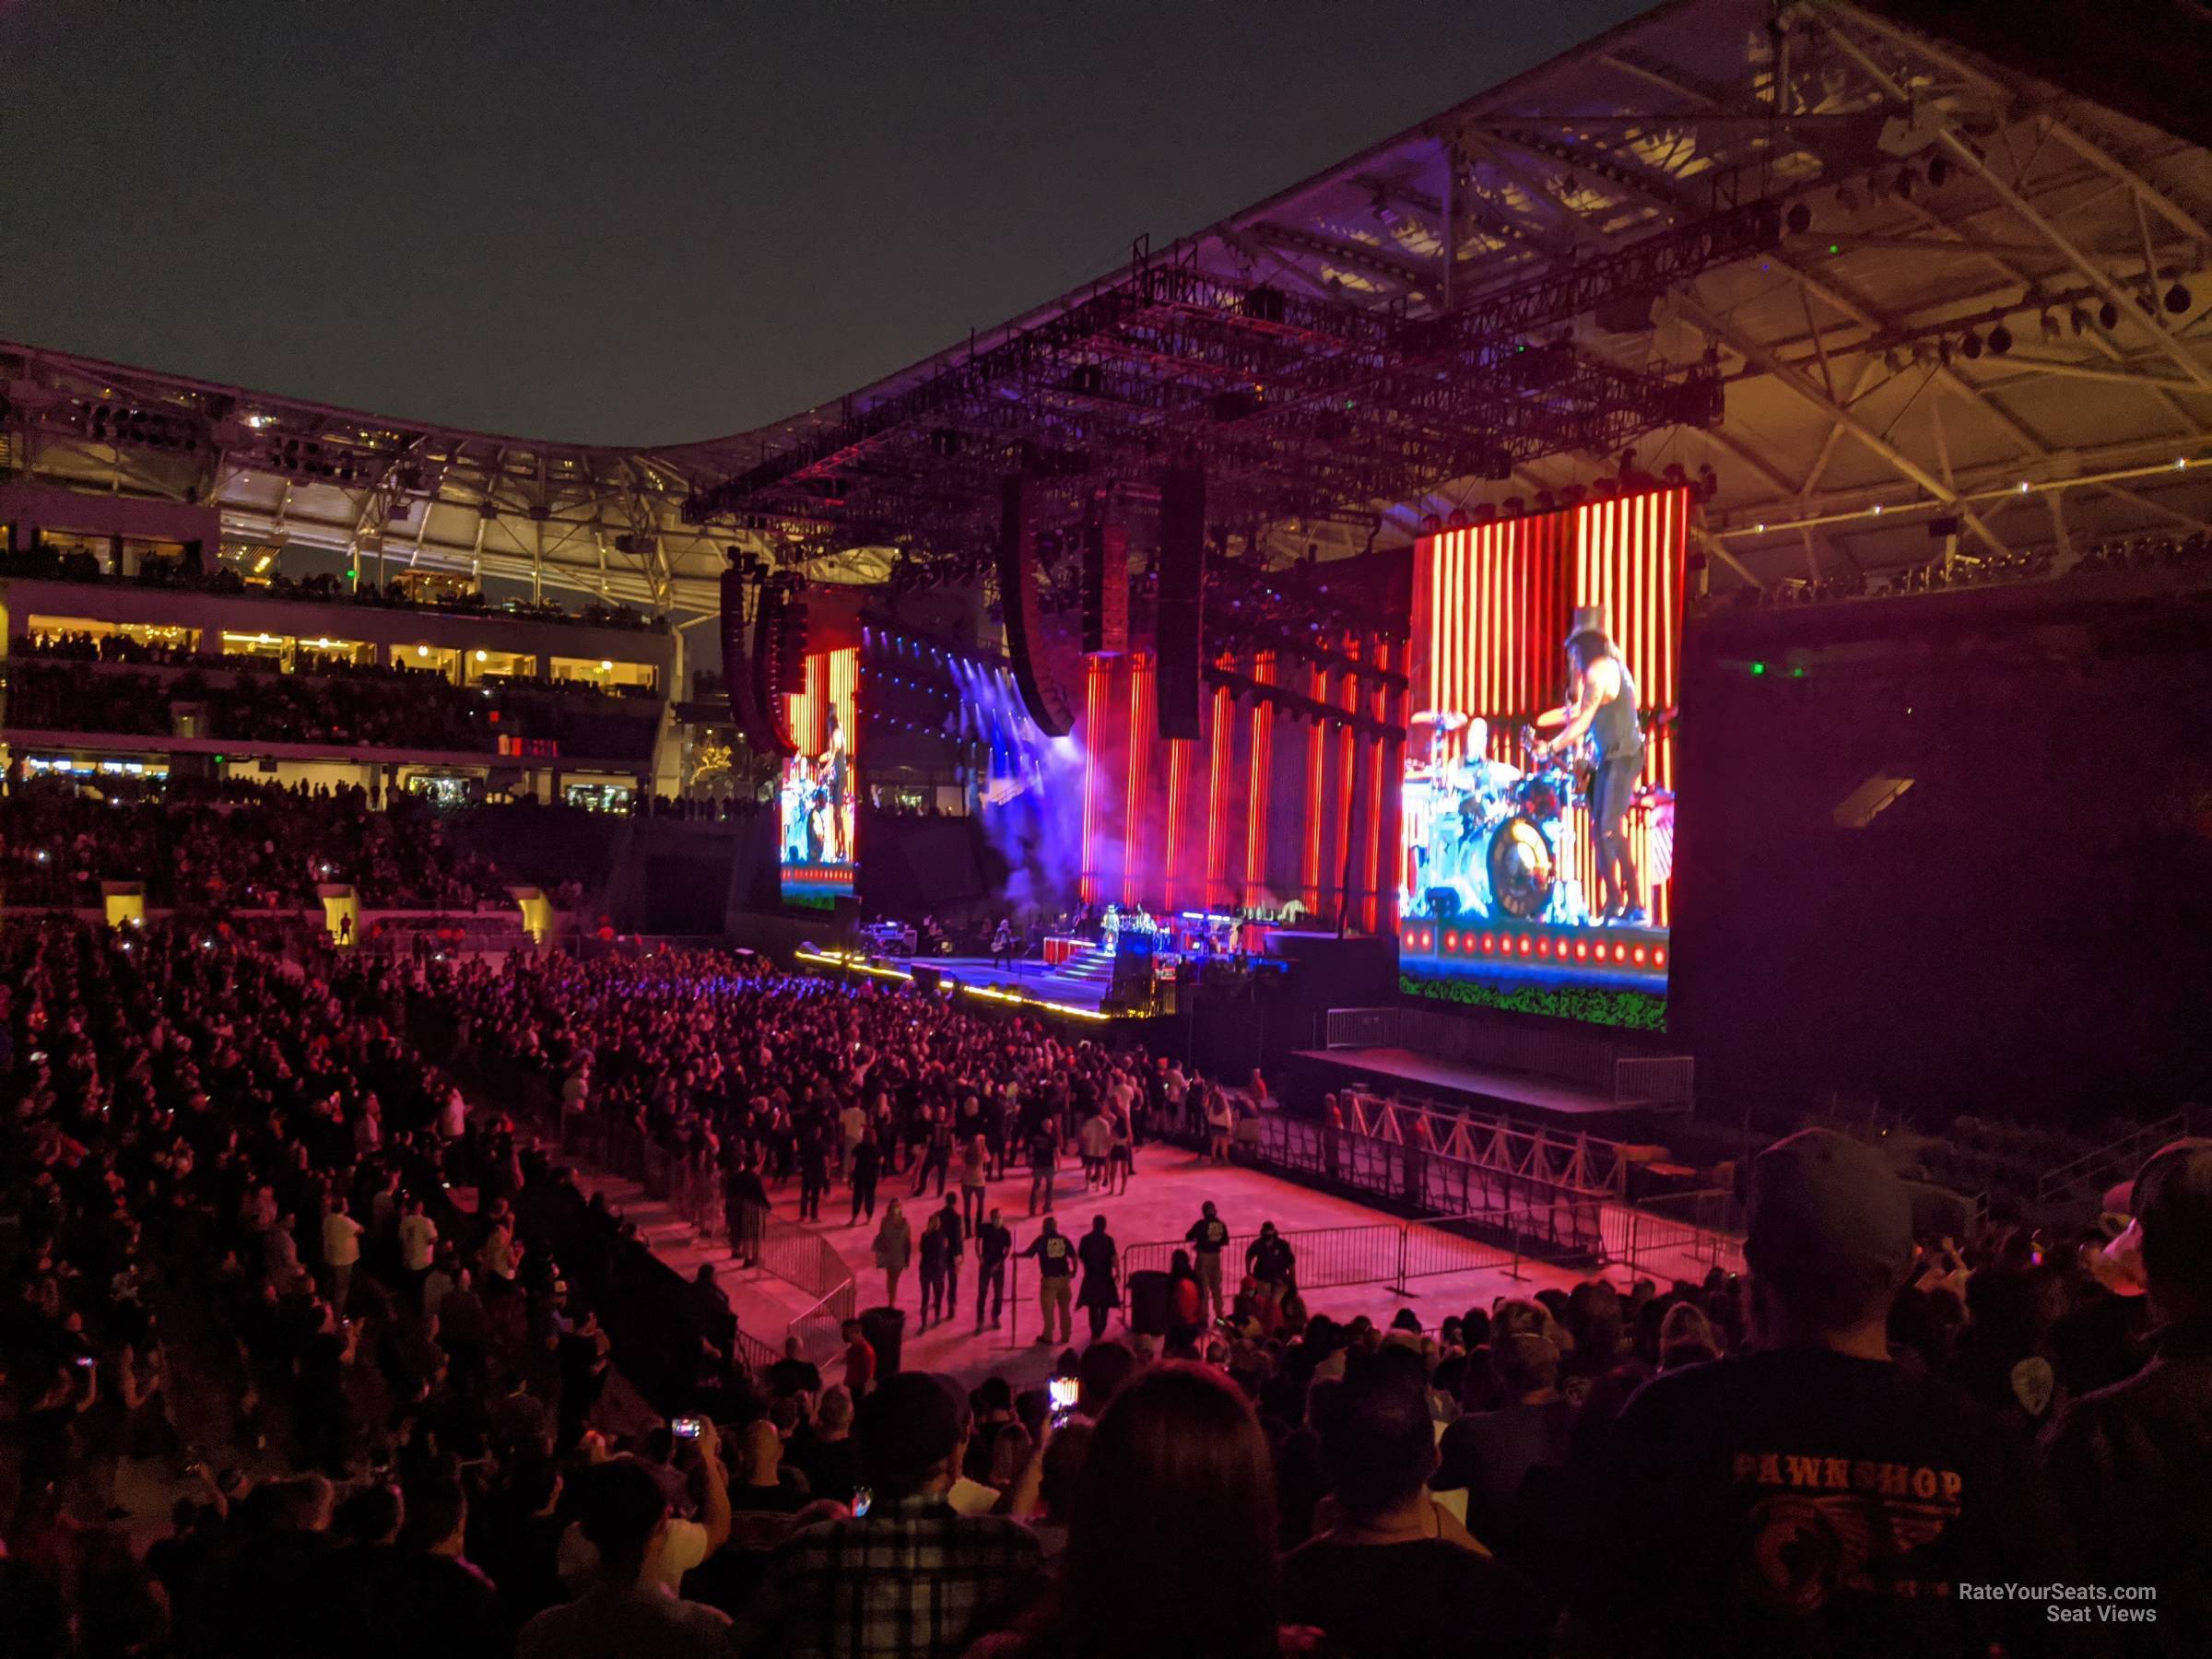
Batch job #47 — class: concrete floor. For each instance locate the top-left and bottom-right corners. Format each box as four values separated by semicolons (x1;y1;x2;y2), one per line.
562;1137;1621;1394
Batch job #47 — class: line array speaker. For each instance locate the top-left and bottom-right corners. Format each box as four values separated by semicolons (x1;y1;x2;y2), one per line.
1156;463;1206;740
998;474;1074;736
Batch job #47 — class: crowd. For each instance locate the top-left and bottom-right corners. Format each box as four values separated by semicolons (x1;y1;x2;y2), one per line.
0;781;514;910
1;928;2207;1659
0;547;665;632
5;653;662;759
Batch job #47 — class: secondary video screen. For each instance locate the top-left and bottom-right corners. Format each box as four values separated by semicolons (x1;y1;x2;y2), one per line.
779;646;858;909
1397;488;1687;1030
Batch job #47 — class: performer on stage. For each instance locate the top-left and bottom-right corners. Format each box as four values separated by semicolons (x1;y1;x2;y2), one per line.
1533;610;1647;925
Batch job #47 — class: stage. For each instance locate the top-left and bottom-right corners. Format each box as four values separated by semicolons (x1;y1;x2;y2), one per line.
1286;1043;1653;1138
796;946;1146;1021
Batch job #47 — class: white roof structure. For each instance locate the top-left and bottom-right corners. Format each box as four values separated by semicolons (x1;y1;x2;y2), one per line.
8;0;2210;612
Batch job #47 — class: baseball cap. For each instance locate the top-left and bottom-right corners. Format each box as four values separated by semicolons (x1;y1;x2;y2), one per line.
1747;1128;1912;1278
857;1371;963;1482
2111;1138;2212;1285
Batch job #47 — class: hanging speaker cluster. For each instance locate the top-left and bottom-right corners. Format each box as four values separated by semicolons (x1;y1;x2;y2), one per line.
745;575;800;757
1082;516;1129;654
719;563;793;758
1155;463;1206;740
998;475;1074;736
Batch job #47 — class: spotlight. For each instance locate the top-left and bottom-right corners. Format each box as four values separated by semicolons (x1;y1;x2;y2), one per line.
2098;300;2121;330
1959;330;1983;359
1985;324;2013;356
1927;155;1950;188
1785;202;1813;235
2166;283;2193;314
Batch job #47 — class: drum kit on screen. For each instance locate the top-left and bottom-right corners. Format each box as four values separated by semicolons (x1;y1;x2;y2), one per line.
1403;709;1672;933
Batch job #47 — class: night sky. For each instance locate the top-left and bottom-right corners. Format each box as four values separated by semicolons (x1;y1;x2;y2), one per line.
6;0;1650;447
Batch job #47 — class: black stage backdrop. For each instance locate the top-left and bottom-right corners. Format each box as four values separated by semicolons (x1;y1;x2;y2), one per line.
1673;575;2212;1124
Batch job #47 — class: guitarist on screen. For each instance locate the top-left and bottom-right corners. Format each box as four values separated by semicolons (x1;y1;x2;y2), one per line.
1532;609;1648;926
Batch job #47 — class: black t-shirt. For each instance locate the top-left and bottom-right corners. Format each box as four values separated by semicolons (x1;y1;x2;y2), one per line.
1026;1231;1076;1278
794;1434;863;1505
1579;1348;2082;1658
1186;1217;1230;1254
769;1357;824;1397
1281;1535;1547;1659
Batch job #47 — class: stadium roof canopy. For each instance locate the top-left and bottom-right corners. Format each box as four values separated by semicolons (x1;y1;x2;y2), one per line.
9;0;2212;614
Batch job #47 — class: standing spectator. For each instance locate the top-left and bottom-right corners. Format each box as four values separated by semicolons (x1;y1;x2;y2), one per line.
520;1457;734;1659
794;1386;863;1506
1286;1356;1548;1659
738;1372;1041;1659
919;1211;952;1331
841;1320;877;1402
968;1363;1279;1658
874;1199;912;1311
321;1196;365;1314
1435;1332;1576;1552
849;1132;881;1227
397;1194;439;1307
1077;1216;1120;1342
974;1208;1013;1333
936;1193;966;1319
1026;1121;1057;1218
724;1159;768;1268
1185;1201;1230;1326
797;1122;829;1223
1077;1108;1112;1191
1023;1218;1076;1347
959;1135;990;1231
1572;1129;2080;1658
1245;1220;1295;1304
2043;1136;2212;1651
1205;1087;1235;1164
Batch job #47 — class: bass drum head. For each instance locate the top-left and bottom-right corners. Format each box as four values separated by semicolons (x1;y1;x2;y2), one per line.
1487;815;1555;921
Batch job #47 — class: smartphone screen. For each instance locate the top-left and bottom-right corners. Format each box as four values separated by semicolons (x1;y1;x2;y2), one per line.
671;1417;704;1441
852;1486;873;1518
1047;1376;1078;1424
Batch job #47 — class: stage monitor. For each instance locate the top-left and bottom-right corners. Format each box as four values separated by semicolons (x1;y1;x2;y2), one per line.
1398;488;1688;1030
778;645;859;909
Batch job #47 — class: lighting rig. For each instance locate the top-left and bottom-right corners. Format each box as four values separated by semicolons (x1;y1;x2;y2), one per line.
684;199;1782;630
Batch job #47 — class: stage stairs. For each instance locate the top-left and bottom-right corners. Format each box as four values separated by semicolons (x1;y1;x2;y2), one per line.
1051;943;1116;986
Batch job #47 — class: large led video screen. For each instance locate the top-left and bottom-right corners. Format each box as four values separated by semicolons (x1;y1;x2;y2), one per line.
779;645;858;909
1398;487;1688;1030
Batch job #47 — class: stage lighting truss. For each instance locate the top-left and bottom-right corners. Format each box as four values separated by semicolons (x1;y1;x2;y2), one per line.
684;200;1777;590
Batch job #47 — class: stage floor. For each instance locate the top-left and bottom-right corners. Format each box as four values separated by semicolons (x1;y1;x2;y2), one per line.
560;1135;1620;1392
1289;1044;1634;1126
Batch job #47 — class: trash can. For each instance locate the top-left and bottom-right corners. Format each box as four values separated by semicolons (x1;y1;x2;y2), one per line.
1124;1270;1172;1337
860;1305;906;1379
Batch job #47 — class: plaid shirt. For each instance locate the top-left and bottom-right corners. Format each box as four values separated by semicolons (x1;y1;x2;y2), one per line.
736;1494;1042;1659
